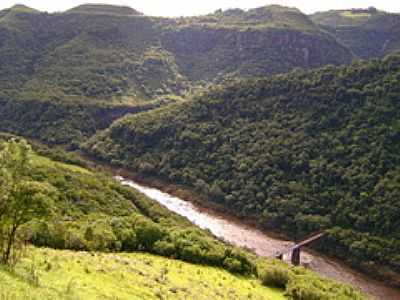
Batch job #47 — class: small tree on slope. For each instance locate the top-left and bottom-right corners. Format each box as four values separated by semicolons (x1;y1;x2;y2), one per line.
0;139;54;265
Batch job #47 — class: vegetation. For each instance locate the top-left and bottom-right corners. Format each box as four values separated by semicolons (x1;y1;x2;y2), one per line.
0;3;352;102
0;140;53;265
0;97;162;146
85;54;400;285
0;3;356;145
1;2;399;298
311;8;400;59
0;138;256;274
182;5;320;32
0;137;366;299
0;247;285;300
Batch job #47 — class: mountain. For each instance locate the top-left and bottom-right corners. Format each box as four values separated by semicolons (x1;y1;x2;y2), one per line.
0;4;353;101
311;8;400;59
66;4;143;16
0;136;364;299
84;54;400;286
161;5;352;81
0;4;355;145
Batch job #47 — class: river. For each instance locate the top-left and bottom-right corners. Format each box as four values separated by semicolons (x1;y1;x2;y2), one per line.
116;176;400;300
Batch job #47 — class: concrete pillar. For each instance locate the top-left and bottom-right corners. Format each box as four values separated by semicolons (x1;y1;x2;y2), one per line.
291;246;301;266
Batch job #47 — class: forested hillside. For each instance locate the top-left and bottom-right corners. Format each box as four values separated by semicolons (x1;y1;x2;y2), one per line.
0;4;352;103
85;54;400;285
311;8;400;59
0;4;357;146
0;136;365;299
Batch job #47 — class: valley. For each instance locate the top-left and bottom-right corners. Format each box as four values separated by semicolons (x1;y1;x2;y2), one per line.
0;2;400;299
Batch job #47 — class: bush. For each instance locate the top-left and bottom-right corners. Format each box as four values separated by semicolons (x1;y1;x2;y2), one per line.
223;257;243;273
153;241;176;257
285;274;365;300
134;219;164;250
259;265;291;288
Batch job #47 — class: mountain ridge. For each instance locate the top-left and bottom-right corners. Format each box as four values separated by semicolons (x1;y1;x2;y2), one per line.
66;4;143;16
0;3;354;145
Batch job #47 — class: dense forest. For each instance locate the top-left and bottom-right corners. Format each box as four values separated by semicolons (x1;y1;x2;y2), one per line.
0;4;360;146
0;136;364;299
0;4;352;103
85;54;400;285
0;4;399;146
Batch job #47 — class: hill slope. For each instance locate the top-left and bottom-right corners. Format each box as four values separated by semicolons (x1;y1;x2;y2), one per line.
0;137;365;299
311;8;400;59
0;4;352;103
1;247;284;300
85;54;400;285
0;4;354;145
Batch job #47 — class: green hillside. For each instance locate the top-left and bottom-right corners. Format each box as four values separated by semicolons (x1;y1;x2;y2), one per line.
1;3;400;298
0;4;352;101
311;8;400;59
0;4;354;145
0;247;285;300
0;137;365;299
0;137;254;274
85;54;400;286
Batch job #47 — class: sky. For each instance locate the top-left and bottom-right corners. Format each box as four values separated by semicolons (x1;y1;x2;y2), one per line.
0;0;399;16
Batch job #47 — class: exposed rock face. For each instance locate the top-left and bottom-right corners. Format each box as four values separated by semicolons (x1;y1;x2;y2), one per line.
311;10;400;59
161;26;352;81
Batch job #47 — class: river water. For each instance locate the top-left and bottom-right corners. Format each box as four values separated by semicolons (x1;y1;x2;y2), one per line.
117;176;400;300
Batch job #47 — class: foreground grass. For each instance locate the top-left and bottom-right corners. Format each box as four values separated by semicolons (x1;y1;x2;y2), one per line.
0;247;285;300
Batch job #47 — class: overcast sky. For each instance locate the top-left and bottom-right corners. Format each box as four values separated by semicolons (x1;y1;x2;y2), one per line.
1;0;399;16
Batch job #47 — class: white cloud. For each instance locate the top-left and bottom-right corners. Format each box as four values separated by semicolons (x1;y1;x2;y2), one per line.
1;0;399;16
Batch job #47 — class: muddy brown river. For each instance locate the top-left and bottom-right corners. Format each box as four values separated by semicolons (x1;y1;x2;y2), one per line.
117;176;400;300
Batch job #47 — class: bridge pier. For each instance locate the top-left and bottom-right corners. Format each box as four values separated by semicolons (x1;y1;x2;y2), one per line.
274;231;326;266
291;246;301;266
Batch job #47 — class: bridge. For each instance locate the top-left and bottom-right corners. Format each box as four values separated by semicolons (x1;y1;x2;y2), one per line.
275;231;326;266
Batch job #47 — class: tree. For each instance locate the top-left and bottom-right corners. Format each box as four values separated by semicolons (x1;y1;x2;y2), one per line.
0;139;54;265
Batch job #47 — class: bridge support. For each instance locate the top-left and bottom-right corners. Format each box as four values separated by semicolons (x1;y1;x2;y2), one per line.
291;246;300;266
274;231;326;266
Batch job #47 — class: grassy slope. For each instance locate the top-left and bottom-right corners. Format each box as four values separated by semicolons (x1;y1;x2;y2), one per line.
0;247;284;300
84;54;400;285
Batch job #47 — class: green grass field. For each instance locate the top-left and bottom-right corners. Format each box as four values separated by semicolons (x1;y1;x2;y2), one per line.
0;247;285;300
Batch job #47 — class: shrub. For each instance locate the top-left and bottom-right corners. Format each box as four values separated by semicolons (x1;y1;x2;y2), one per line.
223;257;243;273
134;219;164;250
153;241;176;257
259;265;291;288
